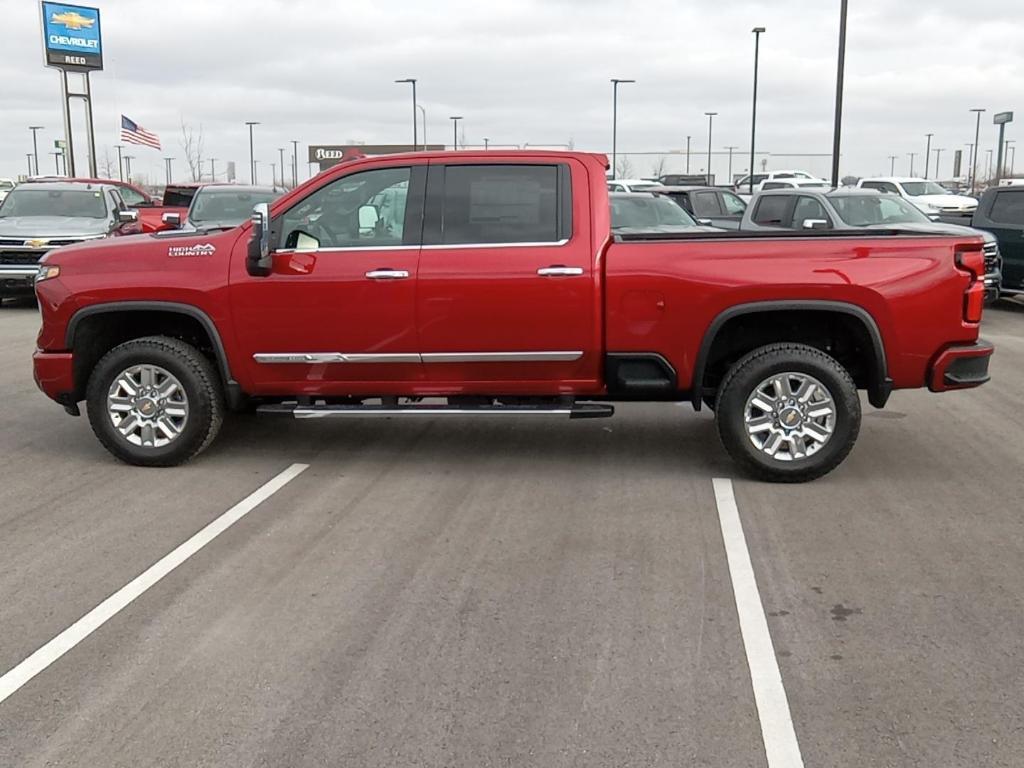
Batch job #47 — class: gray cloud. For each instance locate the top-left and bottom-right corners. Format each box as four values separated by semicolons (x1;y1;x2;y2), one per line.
2;0;1020;184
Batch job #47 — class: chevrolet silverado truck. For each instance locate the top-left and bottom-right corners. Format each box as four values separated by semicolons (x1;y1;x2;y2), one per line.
32;151;993;481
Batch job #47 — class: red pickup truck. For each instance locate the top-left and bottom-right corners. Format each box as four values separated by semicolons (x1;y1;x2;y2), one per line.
32;151;993;481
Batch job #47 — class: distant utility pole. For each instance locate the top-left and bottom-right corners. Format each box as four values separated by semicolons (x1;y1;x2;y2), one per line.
749;26;766;195
271;162;277;187
124;155;135;182
924;133;933;178
704;112;717;183
685;135;692;173
969;108;985;192
28;126;44;176
450;115;463;150
830;0;849;187
114;144;125;181
163;156;173;184
908;152;917;177
610;78;635;179
209;157;216;181
933;148;944;179
278;147;285;186
888;155;897;175
50;150;62;174
291;140;299;187
245;121;260;184
394;78;418;150
725;145;739;182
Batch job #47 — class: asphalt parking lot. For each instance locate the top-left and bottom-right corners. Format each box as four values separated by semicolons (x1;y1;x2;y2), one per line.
1;299;1022;768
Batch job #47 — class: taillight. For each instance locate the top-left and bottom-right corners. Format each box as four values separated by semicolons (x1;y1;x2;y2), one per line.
955;245;985;323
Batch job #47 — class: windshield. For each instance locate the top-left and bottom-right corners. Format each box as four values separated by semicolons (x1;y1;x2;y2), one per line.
830;195;931;226
189;189;279;226
162;187;198;208
610;195;698;228
0;188;107;218
901;181;949;196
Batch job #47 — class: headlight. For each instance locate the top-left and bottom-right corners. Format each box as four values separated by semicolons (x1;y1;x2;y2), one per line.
35;265;60;283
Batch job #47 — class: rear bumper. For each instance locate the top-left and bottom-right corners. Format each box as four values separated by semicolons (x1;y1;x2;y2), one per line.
928;339;994;392
33;349;76;408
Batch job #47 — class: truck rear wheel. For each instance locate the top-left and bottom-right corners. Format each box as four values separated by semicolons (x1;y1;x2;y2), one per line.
714;343;861;483
86;336;224;467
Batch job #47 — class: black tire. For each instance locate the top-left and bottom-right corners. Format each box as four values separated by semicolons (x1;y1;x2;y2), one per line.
86;336;224;467
714;343;861;483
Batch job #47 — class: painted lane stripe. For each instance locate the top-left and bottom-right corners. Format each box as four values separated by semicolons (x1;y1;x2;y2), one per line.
0;463;309;706
713;477;805;768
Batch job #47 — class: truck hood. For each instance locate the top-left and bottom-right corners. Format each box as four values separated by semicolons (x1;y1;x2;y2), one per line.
41;228;241;268
907;194;978;211
0;216;109;238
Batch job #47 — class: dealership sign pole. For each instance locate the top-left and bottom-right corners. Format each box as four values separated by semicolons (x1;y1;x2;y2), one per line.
39;2;103;177
993;112;1013;186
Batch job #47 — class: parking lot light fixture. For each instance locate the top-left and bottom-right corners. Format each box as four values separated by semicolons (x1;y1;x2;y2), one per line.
750;26;765;194
245;121;260;184
908;152;916;177
888;155;897;175
924;133;934;178
163;157;174;185
969;108;985;193
725;145;738;183
933;148;944;178
449;116;463;150
50;151;62;174
395;79;418;151
28;126;44;176
704;112;717;184
830;0;849;187
610;78;635;180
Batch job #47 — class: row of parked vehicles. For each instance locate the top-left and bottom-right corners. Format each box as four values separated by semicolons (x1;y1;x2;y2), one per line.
607;173;1022;302
0;178;281;300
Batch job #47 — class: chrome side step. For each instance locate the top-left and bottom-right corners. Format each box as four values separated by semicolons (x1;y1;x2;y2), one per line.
257;402;614;420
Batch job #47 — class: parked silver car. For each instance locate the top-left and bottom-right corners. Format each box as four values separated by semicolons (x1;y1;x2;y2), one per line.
0;181;140;300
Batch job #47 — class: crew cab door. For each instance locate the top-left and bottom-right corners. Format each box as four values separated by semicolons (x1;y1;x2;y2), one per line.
415;160;599;390
978;189;1024;292
228;162;426;391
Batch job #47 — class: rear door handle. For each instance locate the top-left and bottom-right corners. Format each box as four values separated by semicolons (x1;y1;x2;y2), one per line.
537;266;584;276
365;269;410;280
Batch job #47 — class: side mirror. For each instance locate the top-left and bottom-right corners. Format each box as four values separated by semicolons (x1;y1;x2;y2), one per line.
246;202;272;277
358;205;380;233
161;212;181;228
697;218;713;226
802;218;830;230
118;209;139;224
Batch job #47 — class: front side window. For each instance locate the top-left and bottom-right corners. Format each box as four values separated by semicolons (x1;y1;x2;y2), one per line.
440;164;561;245
279;167;411;249
831;195;929;226
792;196;830;228
752;195;792;225
988;190;1024;225
691;191;722;217
721;192;747;214
118;186;149;207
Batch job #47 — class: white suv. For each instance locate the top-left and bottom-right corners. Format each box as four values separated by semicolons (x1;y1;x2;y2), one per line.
856;177;977;216
734;169;822;195
607;178;665;194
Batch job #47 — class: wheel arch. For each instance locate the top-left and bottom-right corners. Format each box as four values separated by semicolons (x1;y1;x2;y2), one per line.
692;300;891;411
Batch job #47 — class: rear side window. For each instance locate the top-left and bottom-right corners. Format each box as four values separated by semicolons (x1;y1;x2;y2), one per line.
691;191;722;217
162;187;197;208
752;195;792;225
721;192;746;214
437;164;568;245
988;190;1024;225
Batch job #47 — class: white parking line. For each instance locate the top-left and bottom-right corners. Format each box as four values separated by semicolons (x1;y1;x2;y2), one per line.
0;462;309;706
713;478;805;768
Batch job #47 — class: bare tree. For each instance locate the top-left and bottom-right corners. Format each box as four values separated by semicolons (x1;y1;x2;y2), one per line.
615;155;634;179
650;155;667;179
180;119;205;182
99;147;118;179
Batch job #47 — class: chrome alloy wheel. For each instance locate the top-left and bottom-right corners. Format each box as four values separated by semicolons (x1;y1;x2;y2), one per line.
106;364;189;448
743;372;836;462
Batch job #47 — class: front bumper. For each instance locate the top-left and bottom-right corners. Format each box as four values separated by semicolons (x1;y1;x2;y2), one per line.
33;349;76;412
0;267;38;296
928;339;994;392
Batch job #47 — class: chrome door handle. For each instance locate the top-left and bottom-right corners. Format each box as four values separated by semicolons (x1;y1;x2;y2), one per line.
537;266;584;276
365;269;410;280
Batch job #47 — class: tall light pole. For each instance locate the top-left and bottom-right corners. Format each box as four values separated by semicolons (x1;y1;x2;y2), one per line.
750;26;765;194
908;152;917;177
450;116;463;150
395;78;418;150
50;151;62;174
124;155;135;182
1004;140;1016;178
610;78;635;179
888;155;897;175
830;0;849;187
114;144;125;182
245;121;260;184
417;105;427;149
685;135;691;173
209;157;216;182
704;112;717;183
985;148;993;183
278;148;286;186
271;162;277;187
934;148;944;179
291;140;299;187
163;157;173;184
483;137;490;150
969;108;985;193
28;126;44;176
924;133;934;178
26;153;33;175
725;145;739;183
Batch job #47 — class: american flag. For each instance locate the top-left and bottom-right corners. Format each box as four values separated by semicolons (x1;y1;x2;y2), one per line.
120;115;161;150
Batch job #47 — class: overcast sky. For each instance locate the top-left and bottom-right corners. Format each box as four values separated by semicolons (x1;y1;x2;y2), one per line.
2;0;1020;185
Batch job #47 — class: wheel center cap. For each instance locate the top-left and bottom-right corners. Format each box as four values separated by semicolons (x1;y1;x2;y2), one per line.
137;398;157;416
780;407;801;428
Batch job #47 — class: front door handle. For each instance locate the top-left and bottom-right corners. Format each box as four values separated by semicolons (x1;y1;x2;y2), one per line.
365;269;410;280
537;266;584;276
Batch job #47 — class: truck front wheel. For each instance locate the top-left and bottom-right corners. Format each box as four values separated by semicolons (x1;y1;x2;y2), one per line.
86;336;224;467
714;343;861;483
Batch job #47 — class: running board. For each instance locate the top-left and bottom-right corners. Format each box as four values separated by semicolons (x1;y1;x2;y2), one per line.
257;403;614;420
